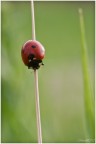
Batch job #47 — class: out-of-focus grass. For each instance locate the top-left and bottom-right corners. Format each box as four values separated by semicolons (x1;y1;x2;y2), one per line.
79;8;94;141
1;1;95;143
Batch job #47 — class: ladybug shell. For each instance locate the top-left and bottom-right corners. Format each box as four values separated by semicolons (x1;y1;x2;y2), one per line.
21;40;45;66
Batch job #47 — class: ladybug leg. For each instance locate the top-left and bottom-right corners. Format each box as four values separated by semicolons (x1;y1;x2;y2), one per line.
27;56;44;70
42;62;44;65
32;60;40;70
38;61;44;66
32;60;44;70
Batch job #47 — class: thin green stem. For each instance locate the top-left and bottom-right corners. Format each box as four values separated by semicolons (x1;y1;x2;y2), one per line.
79;8;94;141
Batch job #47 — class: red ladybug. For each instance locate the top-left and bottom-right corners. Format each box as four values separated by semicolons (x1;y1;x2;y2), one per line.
21;40;45;69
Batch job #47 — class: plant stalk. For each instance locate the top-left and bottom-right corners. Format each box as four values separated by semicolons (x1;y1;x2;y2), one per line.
31;0;42;143
79;8;94;141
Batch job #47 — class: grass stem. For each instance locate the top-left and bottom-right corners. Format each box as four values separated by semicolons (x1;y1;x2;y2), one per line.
31;0;42;143
78;8;95;141
31;0;36;40
34;70;42;143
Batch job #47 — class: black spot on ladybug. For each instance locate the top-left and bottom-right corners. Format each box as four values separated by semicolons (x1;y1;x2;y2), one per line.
31;45;36;48
28;54;35;61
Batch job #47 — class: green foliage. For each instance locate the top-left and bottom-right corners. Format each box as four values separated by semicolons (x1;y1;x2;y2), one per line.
1;1;94;143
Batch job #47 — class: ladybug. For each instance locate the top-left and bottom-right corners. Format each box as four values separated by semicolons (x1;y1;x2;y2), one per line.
21;40;45;70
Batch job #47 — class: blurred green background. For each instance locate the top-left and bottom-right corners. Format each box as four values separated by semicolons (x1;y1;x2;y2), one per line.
1;1;95;143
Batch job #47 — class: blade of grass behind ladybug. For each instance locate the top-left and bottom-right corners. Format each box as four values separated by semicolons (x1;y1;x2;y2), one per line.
31;0;42;143
78;8;95;141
